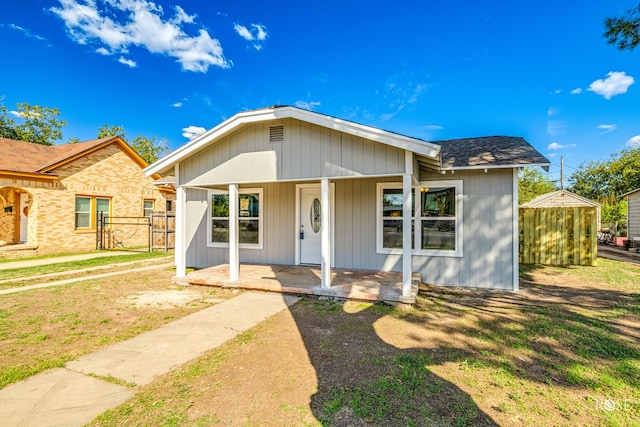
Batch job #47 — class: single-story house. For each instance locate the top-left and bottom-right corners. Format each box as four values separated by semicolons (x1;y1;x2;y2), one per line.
621;188;640;244
145;105;549;295
0;136;174;256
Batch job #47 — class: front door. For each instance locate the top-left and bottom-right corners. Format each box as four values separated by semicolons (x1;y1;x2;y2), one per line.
19;193;28;242
300;187;323;264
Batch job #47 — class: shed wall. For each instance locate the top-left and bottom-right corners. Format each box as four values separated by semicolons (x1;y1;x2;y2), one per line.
629;192;640;239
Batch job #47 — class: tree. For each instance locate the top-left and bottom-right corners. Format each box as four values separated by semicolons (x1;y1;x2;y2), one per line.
0;103;67;145
518;167;557;204
131;135;169;164
97;124;169;164
97;124;126;139
604;4;640;51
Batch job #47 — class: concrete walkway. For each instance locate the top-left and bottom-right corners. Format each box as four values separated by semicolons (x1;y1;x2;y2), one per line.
0;251;138;270
0;291;298;427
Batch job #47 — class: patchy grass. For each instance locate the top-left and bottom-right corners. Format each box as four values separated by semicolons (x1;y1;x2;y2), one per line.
0;267;236;389
0;251;170;284
88;259;640;426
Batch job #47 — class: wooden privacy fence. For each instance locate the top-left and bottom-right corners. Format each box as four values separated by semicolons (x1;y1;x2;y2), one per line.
150;212;175;252
519;206;598;266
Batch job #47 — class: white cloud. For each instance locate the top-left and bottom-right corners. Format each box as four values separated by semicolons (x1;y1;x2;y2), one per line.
626;135;640;148
9;23;48;43
570;88;582;95
50;0;230;72
95;46;110;55
548;142;576;150
547;107;559;117
545;152;558;159
233;22;268;50
172;102;182;108
552;89;561;95
588;71;635;100
182;125;206;139
118;56;136;67
294;100;321;111
424;125;444;130
598;124;617;133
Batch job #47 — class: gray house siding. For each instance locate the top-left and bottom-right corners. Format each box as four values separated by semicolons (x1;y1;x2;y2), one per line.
185;169;516;290
416;168;516;290
185;182;296;269
179;118;406;186
629;191;640;239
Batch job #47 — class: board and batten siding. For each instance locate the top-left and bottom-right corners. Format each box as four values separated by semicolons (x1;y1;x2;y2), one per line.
629;191;640;239
184;182;296;269
183;169;516;290
415;168;517;290
179;118;406;186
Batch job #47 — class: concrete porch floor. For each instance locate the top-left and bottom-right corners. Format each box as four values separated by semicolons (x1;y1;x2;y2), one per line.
183;264;420;305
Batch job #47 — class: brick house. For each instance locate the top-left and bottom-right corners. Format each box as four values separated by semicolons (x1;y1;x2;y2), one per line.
0;136;174;257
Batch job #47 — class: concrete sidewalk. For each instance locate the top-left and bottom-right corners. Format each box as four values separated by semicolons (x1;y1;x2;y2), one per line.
0;291;299;427
0;251;138;270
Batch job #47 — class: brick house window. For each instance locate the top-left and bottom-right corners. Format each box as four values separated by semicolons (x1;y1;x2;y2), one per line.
75;196;111;229
143;200;154;217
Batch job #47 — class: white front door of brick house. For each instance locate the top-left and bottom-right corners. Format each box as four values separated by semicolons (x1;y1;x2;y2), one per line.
19;193;28;242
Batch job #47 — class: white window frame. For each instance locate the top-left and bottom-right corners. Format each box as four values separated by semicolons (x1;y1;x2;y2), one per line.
207;188;263;249
376;180;463;257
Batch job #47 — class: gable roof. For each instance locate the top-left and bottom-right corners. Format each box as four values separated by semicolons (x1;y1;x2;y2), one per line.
620;188;640;198
145;105;442;176
145;106;550;177
0;136;151;178
521;190;601;208
436;136;550;171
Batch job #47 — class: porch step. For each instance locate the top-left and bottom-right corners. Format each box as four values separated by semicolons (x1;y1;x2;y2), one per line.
0;244;39;259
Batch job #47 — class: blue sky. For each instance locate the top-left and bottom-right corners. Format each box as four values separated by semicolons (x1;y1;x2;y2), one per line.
2;1;639;184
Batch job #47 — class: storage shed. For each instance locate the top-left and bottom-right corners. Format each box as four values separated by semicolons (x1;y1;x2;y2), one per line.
519;190;600;266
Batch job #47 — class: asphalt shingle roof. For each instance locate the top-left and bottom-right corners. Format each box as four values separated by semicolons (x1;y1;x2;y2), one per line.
434;136;549;169
0;137;116;174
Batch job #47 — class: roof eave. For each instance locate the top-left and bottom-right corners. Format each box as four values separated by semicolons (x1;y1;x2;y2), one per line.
440;162;551;172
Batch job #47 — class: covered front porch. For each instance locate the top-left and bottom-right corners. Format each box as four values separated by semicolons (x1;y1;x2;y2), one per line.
182;263;420;305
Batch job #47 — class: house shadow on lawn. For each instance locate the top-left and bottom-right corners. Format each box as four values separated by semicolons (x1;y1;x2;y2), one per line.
286;261;640;426
287;298;498;426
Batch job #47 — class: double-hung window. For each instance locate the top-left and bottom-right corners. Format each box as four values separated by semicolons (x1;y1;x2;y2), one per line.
143;200;154;217
377;180;462;257
75;196;111;229
208;188;263;249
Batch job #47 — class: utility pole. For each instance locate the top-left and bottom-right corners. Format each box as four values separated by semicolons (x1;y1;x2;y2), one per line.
560;156;565;190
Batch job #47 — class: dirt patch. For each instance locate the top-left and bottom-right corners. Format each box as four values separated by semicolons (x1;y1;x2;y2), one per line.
121;290;226;309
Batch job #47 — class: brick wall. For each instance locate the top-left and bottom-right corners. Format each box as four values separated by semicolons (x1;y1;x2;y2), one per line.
1;143;174;255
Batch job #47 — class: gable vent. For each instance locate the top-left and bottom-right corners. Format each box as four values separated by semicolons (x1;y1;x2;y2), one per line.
269;125;285;143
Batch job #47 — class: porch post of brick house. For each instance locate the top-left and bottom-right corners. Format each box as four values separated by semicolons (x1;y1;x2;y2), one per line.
320;178;331;288
174;165;186;277
229;183;240;282
402;151;413;297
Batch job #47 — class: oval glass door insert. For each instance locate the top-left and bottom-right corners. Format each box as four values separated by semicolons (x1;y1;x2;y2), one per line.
310;198;321;233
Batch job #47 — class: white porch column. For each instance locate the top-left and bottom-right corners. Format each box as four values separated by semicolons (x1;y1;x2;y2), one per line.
321;178;331;288
174;165;186;277
402;173;413;297
229;183;240;282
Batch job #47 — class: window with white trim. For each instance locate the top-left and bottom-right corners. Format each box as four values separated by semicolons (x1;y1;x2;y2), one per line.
377;180;462;257
208;188;263;248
